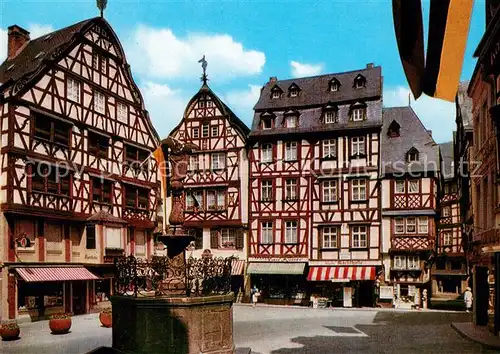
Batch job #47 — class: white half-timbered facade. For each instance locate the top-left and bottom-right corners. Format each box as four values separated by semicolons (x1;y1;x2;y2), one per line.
248;64;383;307
380;107;439;309
0;17;160;321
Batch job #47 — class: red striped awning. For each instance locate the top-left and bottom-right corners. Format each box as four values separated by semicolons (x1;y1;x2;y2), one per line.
307;266;376;281
232;260;245;275
16;267;100;282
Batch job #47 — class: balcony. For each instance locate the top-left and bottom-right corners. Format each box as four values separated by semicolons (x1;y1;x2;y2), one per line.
474;227;500;245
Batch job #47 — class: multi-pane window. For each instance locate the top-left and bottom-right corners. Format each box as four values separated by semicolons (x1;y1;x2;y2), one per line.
406;217;416;233
351;226;367;248
207;190;225;210
220;229;236;247
285;179;297;200
125;145;149;173
100;55;107;74
262;118;273;130
34;114;71;148
442;206;451;217
261;222;274;244
192;128;199;138
322;227;338;248
290;88;298;97
92;178;112;204
31;164;70;196
395;218;405;234
322;180;337;202
211;153;226;170
395;180;405;193
352;107;365;121
408;180;419;193
94;91;106;114
408;151;419;162
92;52;106;73
262;180;273;201
202;123;209;137
407;256;420;270
394;255;406;269
188;155;199;171
324;111;337;123
125;186;149;210
323;139;337;158
285;221;298;244
272;90;280;99
351;136;365;156
88;132;110;159
352;179;366;201
67;78;80;103
286;116;297;128
262;144;273;163
443;232;452;246
117;102;128;122
285;142;297;161
187;190;203;210
418;217;428;233
212;126;219;137
330;82;339;92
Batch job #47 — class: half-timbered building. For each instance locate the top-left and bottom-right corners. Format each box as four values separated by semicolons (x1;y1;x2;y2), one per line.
248;64;383;307
0;17;160;321
431;142;468;302
169;80;250;299
380;107;439;309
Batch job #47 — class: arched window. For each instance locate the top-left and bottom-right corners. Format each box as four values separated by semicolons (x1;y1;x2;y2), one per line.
388;120;401;137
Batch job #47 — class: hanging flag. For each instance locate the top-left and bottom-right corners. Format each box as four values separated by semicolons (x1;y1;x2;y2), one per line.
423;0;474;101
392;0;474;102
392;0;425;99
153;143;169;199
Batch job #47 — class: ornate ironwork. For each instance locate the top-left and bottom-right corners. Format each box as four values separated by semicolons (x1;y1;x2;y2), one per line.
114;255;234;297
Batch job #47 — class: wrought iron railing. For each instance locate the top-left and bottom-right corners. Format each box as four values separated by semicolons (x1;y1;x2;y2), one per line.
114;255;234;297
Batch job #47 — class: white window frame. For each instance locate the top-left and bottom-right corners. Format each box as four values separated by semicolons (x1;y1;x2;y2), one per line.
324;110;337;123
408;152;419;162
262;144;273;163
220;229;236;248
407;256;420;270
330;82;339;92
394;255;406;270
211;125;219;137
94;91;105;114
322;180;337;202
261;222;273;244
188;155;199;172
395;218;405;234
285;142;298;161
67;78;80;103
322;227;338;248
323;139;337;158
406;217;416;233
192;128;199;138
290;89;298;97
272;90;280;99
443;232;453;246
117;102;128;122
443;206;451;217
262;180;273;201
352;107;365;121
409;180;419;194
211;153;226;170
351;179;367;201
202;123;209;137
286;116;297;128
395;180;405;193
418;217;428;234
285;221;298;244
351;136;365;156
285;179;297;200
351;226;367;248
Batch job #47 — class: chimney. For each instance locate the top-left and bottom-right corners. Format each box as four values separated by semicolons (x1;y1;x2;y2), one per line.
7;25;30;60
366;63;374;69
269;76;278;83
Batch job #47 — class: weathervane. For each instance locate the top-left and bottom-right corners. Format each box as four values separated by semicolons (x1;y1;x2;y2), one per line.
198;55;208;84
96;0;108;17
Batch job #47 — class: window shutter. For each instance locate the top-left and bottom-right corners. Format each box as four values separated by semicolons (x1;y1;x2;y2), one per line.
210;230;219;248
235;229;244;250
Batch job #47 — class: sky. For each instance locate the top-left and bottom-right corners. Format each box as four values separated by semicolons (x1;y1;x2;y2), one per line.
0;0;488;143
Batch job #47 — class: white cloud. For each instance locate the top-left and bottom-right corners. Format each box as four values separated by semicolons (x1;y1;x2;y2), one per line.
127;25;265;81
290;60;324;78
0;24;54;63
141;82;189;138
224;84;262;128
384;86;456;143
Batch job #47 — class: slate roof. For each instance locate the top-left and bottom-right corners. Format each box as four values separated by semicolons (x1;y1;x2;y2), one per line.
0;18;95;87
87;210;127;224
380;106;439;176
457;80;473;129
254;66;382;111
439;141;454;180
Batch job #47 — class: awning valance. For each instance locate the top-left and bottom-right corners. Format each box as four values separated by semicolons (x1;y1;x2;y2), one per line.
231;260;245;275
16;267;100;282
307;266;376;281
247;262;306;275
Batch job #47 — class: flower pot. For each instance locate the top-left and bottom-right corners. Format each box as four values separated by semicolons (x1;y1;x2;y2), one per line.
0;324;20;341
99;311;112;328
49;317;72;334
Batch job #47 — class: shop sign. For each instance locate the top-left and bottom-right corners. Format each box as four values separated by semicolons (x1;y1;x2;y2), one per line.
104;256;115;264
309;260;381;266
248;257;308;263
379;286;393;299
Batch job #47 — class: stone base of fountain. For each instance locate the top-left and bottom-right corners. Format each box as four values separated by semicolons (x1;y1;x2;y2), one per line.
110;293;235;354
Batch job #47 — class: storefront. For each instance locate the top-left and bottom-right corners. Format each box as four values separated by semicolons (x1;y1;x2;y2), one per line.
247;262;308;306
307;266;377;308
86;265;115;311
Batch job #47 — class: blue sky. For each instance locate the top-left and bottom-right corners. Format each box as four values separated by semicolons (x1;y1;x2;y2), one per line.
0;0;486;143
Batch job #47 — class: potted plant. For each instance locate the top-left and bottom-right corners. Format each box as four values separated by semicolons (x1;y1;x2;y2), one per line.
49;313;72;334
0;322;20;341
99;308;112;328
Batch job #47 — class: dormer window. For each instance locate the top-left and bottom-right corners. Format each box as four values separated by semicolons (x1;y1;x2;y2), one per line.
272;91;280;99
285;116;297;128
388;120;401;137
407;147;419;162
262;118;272;129
323;104;338;124
350;102;366;122
329;78;341;92
354;74;366;89
288;83;300;98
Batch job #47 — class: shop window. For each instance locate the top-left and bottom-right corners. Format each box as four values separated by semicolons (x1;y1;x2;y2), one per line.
86;224;96;249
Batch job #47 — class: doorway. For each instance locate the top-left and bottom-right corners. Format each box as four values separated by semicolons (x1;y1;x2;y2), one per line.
72;281;87;315
358;281;374;307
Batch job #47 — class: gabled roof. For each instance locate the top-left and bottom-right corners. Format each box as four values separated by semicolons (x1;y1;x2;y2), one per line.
87;210;127;224
380;106;439;176
439;141;455;180
254;66;381;111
